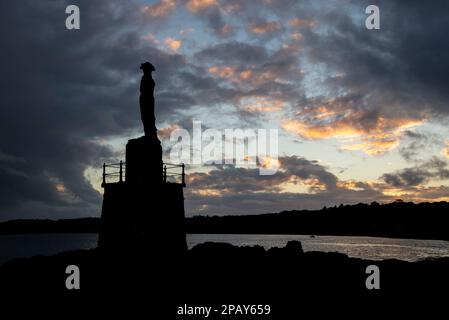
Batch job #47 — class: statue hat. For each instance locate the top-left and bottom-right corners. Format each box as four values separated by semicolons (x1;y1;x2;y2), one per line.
140;62;156;72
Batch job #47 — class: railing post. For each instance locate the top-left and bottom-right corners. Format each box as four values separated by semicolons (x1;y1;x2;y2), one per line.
163;165;167;183
119;160;123;182
102;163;106;186
182;163;185;187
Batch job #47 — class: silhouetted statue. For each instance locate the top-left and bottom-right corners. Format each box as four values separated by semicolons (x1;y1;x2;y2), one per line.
98;61;187;259
140;62;157;139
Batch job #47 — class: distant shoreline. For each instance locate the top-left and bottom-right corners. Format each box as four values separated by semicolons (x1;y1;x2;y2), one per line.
1;201;449;241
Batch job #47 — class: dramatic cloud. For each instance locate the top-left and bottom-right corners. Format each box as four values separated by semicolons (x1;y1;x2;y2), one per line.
194;40;304;114
248;20;281;34
239;96;285;113
142;0;177;17
300;0;449;118
185;155;449;215
0;0;192;220
208;66;237;79
382;158;449;188
288;17;316;28
186;0;218;12
1;0;448;220
442;142;449;158
398;131;443;162
164;37;182;52
282;96;425;155
186;156;337;193
184;156;390;215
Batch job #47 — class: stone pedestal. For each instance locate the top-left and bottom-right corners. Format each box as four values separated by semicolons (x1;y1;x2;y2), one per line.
126;136;162;185
98;135;187;260
98;182;187;258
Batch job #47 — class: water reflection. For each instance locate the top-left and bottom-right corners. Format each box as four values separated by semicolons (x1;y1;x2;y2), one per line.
1;233;449;264
187;234;449;262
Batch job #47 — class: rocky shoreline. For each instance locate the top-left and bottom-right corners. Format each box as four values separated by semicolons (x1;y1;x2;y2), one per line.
2;240;448;295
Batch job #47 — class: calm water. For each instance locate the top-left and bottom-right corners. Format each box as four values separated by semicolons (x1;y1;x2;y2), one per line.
1;233;449;265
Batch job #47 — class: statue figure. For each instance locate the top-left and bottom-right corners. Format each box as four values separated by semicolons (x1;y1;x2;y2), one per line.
139;62;157;139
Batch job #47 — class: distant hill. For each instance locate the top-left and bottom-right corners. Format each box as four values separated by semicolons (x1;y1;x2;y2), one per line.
186;201;449;241
1;201;448;240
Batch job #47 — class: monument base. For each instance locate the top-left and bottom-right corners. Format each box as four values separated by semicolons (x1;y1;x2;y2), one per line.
98;182;186;258
98;135;187;260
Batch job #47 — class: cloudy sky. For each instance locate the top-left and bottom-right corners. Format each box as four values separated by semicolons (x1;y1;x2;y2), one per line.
1;0;449;221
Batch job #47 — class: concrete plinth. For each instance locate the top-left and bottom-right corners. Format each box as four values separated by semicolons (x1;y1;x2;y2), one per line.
98;135;187;260
126;136;163;185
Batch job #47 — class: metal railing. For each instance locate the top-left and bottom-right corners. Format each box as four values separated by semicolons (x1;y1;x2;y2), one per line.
163;163;186;187
102;161;125;185
101;161;185;187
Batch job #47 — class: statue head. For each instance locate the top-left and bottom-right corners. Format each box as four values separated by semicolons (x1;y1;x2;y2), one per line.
140;62;156;74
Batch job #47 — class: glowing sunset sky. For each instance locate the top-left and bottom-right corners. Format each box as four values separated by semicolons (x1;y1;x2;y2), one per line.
1;0;448;220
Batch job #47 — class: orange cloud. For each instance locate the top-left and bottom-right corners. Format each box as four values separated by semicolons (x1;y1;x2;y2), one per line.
259;156;280;170
186;0;218;12
191;189;222;196
55;183;66;193
442;141;449;158
158;124;181;140
341;139;401;156
279;176;327;194
282;119;362;139
337;180;365;191
208;66;236;79
142;0;177;17
208;65;283;87
240;96;285;113
239;70;253;81
308;178;328;191
282;105;425;155
164;37;182;52
380;185;449;203
208;66;257;84
288;17;317;28
249;21;280;34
